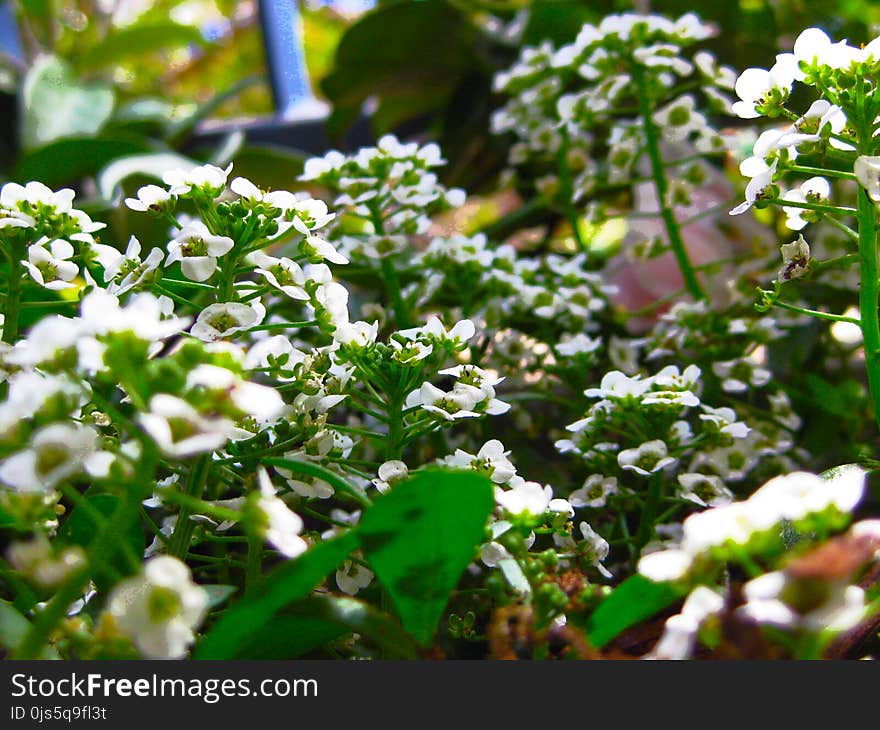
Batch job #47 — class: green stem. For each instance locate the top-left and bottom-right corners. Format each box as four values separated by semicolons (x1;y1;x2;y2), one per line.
246;534;262;592
773;299;861;325
857;187;880;429
2;248;22;343
634;68;705;301
262;457;372;507
381;256;411;329
557;127;590;256
168;454;212;559
634;473;664;560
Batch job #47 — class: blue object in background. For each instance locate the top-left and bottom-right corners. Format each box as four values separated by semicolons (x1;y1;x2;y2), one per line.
0;1;23;64
258;0;328;120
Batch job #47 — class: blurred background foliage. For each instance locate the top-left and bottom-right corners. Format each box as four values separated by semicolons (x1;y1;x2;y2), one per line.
2;0;880;192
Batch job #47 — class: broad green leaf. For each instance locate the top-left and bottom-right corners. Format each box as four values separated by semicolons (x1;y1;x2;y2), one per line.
585;575;682;649
359;468;494;646
77;22;207;71
0;600;58;659
57;493;143;593
97;152;197;200
21;55;115;150
14;136;152;188
231;595;418;659
195;532;359;659
320;0;475;138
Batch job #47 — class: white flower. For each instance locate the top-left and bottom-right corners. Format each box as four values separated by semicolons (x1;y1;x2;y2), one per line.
191;302;264;341
731;55;798;118
739;571;865;633
138;394;233;457
677;473;733;508
254;468;307;558
556;333;602;357
569;474;619;509
1;181;75;215
372;460;408;494
638;548;693;583
618;440;677;476
585;371;651;399
0;423;103;492
855;156;880;203
711;357;772;393
578;522;611;577
730;161;777;215
333;320;379;347
6;534;85;588
22;238;78;290
777;234;812;284
781;178;830;231
125;185;173;213
336;559;374;595
249;251;308;300
92;236;164;295
495;480;554;518
301;235;348;265
162;163;232;196
398;317;475;346
442;440;517;485
648;587;725;659
106;556;208;659
405;382;482;421
166;221;234;282
185;364;285;423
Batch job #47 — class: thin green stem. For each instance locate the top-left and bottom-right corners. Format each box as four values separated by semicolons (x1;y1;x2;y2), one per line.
773;299;861;325
168;455;212;559
857;187;880;428
2;247;23;343
633;68;705;300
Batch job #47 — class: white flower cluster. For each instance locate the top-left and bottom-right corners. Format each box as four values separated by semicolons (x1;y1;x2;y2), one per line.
492;13;729;199
558;365;759;508
638;468;865;583
301;134;465;261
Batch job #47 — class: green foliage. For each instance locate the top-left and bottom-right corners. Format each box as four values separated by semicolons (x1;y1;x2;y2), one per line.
75;22;208;72
21;55;115;151
321;0;478;140
585;575;683;648
0;599;58;658
359;468;495;646
195;532;359;659
57;493;143;593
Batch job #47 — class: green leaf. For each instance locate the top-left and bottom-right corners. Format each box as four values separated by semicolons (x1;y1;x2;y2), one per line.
21;55;115;150
77;22;207;72
522;0;607;45
14;136;152;188
0;600;58;659
231;595;418;659
320;0;476;138
585;575;683;649
97;152;198;200
195;532;359;659
359;468;494;646
57;493;143;593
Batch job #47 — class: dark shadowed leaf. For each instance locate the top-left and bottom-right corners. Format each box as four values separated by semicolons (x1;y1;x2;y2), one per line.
195;531;359;659
57;493;143;593
230;595;418;659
